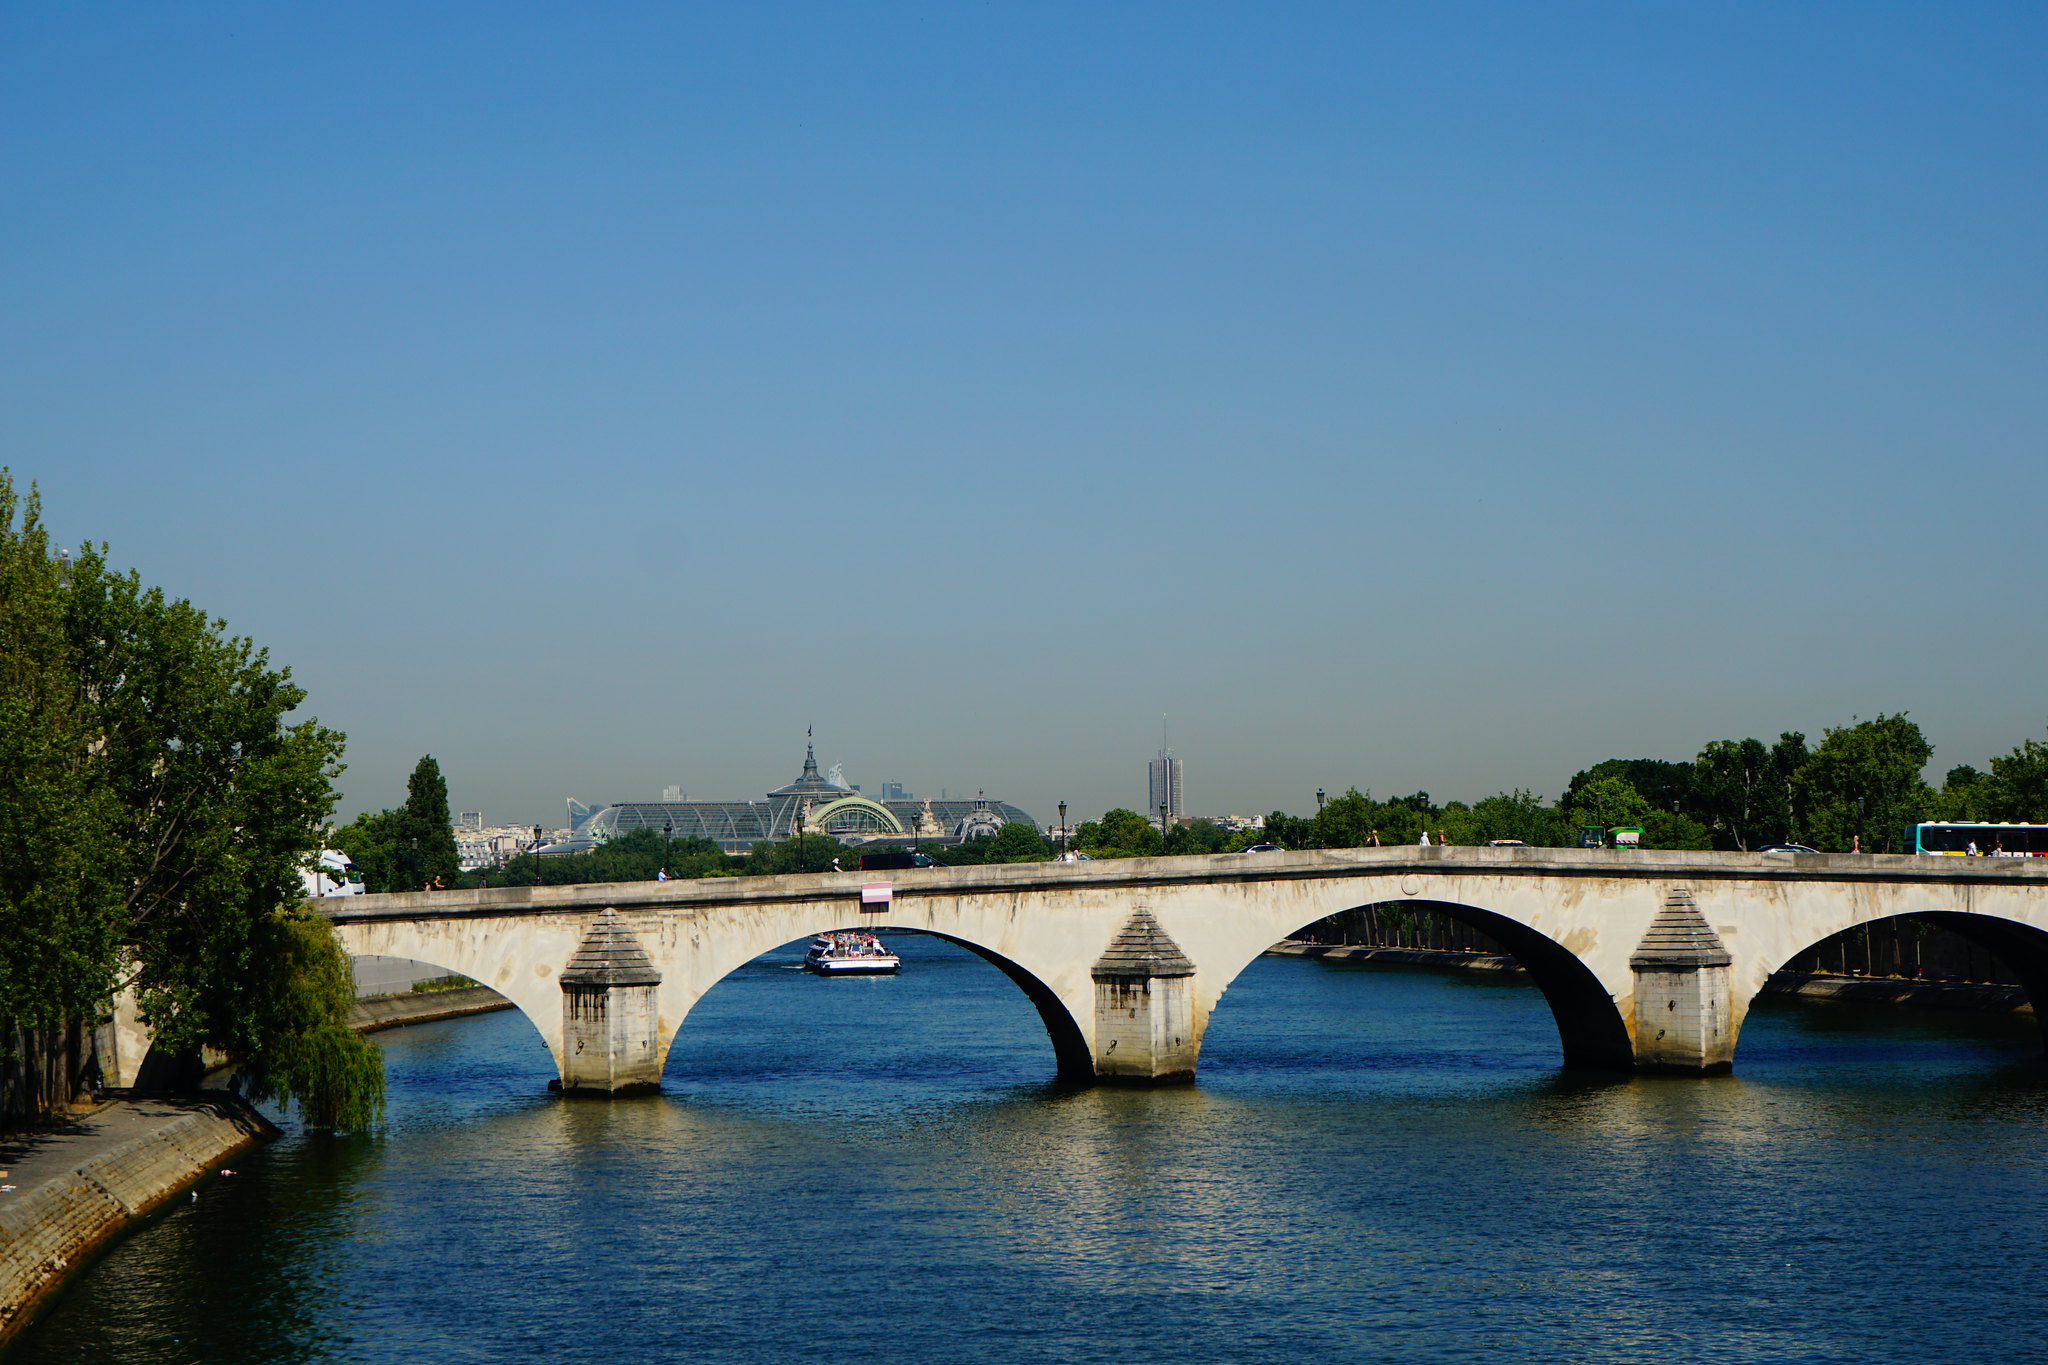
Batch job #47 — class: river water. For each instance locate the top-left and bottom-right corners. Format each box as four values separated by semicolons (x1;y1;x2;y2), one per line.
13;938;2048;1363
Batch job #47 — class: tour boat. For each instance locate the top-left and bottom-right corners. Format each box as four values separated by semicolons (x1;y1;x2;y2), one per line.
803;932;901;975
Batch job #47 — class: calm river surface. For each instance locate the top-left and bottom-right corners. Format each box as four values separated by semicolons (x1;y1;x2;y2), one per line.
13;939;2048;1363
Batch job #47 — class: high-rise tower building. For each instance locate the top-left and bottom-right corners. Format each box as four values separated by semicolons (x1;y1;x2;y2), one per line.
1148;753;1184;827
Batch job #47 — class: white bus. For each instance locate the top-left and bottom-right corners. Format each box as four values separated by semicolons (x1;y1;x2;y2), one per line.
1909;822;2048;857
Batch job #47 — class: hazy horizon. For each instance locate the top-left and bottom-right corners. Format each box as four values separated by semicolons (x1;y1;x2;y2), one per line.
10;3;2044;827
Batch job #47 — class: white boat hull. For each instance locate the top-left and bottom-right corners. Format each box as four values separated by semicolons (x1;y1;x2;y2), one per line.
804;954;901;975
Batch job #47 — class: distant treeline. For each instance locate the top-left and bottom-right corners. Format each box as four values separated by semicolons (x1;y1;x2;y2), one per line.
1226;713;2048;858
336;712;2048;894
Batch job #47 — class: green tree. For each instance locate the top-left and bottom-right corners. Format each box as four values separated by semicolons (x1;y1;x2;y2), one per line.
486;828;733;887
1986;729;2048;822
1316;788;1382;847
393;756;460;890
984;820;1051;863
1566;776;1654;833
1461;790;1569;846
1073;808;1162;858
1253;810;1318;850
1643;809;1715;851
1769;732;1811;843
1690;738;1786;850
0;470;383;1130
1929;763;1996;821
1792;713;1934;853
0;483;123;1122
1164;819;1232;855
331;808;405;893
1562;759;1692;815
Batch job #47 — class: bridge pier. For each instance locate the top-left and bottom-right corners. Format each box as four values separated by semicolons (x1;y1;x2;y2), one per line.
1091;908;1199;1084
556;909;664;1096
1629;890;1735;1074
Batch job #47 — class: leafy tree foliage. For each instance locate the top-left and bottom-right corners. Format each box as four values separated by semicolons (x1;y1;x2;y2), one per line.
0;471;379;1130
1792;714;1934;853
1986;732;2048;823
331;808;406;894
1073;808;1163;858
1562;759;1693;815
744;833;859;876
487;828;734;887
397;757;461;889
1164;820;1233;855
335;757;462;892
1453;790;1571;847
1564;776;1654;833
984;820;1052;863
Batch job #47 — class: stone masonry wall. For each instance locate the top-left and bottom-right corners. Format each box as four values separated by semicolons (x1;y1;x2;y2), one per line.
0;1097;275;1342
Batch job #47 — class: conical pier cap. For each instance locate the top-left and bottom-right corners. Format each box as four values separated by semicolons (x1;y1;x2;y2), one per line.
559;908;662;986
1630;890;1732;969
1093;906;1196;979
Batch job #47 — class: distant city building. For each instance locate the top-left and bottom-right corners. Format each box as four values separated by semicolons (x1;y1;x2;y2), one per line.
455;811;483;832
662;785;683;801
1207;814;1265;833
457;825;547;870
1148;753;1184;825
566;742;1036;855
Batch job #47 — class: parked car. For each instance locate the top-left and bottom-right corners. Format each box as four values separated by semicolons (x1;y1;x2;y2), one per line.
1236;843;1284;854
1486;839;1526;847
1757;844;1820;854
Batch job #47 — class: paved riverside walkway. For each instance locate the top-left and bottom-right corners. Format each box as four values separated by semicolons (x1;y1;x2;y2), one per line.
0;1095;250;1206
0;1093;274;1340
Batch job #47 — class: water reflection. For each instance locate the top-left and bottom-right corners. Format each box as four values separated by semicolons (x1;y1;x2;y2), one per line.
14;940;2048;1364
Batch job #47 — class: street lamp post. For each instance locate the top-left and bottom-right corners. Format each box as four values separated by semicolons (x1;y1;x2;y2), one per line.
664;820;673;877
1058;801;1068;856
531;825;543;886
1160;800;1170;850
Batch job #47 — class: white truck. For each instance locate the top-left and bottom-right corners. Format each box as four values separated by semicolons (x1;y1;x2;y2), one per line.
300;848;365;898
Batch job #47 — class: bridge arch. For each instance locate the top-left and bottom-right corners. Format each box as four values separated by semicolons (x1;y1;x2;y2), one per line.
324;919;571;1073
1740;907;2048;1060
654;917;1093;1084
1207;896;1635;1072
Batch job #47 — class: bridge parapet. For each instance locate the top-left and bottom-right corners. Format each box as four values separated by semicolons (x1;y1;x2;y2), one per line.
309;847;2048;1096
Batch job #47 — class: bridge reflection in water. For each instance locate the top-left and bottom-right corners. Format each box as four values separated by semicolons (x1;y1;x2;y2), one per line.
23;944;2048;1365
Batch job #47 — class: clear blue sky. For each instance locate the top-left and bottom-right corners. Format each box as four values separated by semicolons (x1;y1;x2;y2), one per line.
7;3;2044;826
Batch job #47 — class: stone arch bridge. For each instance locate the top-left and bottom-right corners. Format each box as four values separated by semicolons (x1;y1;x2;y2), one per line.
308;846;2048;1094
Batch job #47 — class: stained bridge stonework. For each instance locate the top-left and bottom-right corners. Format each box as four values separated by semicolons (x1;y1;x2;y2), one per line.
315;846;2048;1094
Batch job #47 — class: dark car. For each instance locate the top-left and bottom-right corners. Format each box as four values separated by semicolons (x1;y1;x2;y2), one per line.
1757;844;1820;855
857;850;940;871
1235;843;1284;854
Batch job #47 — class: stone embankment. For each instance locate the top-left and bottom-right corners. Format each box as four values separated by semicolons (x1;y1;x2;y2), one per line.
1266;940;1526;973
1758;970;2031;1014
0;1095;275;1343
2;984;511;1343
1267;940;2033;1014
349;984;513;1032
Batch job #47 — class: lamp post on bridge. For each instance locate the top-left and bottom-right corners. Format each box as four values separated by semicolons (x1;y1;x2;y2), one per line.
1058;801;1067;857
532;825;543;886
